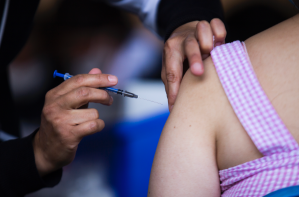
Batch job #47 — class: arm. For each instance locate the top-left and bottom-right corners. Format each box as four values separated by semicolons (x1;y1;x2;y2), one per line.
0;132;62;197
149;13;299;196
0;68;117;196
149;58;225;196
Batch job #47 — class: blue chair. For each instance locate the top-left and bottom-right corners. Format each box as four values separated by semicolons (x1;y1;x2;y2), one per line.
264;186;299;197
110;112;169;197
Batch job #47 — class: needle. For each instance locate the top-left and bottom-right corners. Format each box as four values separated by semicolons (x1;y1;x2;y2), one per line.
138;97;163;105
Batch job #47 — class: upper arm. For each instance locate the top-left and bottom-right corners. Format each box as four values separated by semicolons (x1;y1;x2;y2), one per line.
148;57;226;197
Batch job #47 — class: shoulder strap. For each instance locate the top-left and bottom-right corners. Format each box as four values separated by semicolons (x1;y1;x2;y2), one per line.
211;41;299;156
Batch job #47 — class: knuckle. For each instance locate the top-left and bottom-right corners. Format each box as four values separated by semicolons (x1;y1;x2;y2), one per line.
52;116;64;129
185;35;195;43
167;93;177;102
198;20;209;26
164;38;179;55
166;72;178;83
165;38;175;48
77;87;90;98
197;20;209;30
163;42;172;56
45;89;54;100
74;74;85;85
184;35;196;48
42;103;56;117
163;44;182;68
96;74;104;83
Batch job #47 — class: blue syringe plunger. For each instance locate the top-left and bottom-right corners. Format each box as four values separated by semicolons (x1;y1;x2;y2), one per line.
53;70;72;80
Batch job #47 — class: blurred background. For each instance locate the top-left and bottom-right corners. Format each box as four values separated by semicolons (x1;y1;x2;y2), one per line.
8;0;297;196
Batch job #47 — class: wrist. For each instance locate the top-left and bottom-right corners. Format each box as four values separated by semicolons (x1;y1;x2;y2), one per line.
33;130;57;177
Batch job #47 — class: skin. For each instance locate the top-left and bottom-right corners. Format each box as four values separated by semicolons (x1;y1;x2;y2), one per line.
162;19;226;111
32;19;226;176
149;14;299;196
33;68;117;176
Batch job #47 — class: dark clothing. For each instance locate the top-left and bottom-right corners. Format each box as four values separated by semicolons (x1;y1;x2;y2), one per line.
0;0;224;196
157;0;225;41
0;0;40;137
0;130;62;197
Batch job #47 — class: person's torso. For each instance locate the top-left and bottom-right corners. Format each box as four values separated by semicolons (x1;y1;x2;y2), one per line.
209;15;299;195
215;15;299;171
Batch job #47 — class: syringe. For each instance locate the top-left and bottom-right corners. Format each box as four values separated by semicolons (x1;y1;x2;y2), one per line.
53;70;138;98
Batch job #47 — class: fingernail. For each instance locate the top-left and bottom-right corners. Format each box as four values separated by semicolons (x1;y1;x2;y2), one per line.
193;62;201;68
192;63;203;73
108;75;117;83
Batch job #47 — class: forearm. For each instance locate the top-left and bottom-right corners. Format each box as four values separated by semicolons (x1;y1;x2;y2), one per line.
0;130;62;196
157;0;225;40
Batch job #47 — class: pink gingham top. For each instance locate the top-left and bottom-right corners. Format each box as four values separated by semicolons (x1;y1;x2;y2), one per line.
210;41;299;196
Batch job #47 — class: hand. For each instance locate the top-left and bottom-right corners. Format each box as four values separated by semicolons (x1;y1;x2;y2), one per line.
162;19;226;111
33;68;117;176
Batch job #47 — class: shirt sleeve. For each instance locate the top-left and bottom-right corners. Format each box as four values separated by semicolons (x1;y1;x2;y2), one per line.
0;129;62;197
105;0;160;35
157;0;225;41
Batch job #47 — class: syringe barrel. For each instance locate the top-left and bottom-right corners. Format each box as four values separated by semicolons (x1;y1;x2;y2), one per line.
64;73;73;80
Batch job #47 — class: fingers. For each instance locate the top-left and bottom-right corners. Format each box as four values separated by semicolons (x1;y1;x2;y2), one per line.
73;119;105;139
195;21;214;55
53;73;118;97
59;87;113;109
210;18;226;47
162;40;184;111
37;69;114;173
67;108;99;125
162;19;226;112
183;35;204;76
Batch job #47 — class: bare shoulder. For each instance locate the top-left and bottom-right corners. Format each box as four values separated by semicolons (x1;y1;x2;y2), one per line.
148;58;225;196
173;57;228;130
245;13;299;142
149;14;299;196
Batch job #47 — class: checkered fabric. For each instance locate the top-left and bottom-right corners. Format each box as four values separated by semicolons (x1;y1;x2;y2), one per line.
210;41;299;196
